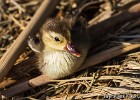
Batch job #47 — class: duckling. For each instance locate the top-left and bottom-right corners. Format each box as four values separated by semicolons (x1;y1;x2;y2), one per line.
28;17;90;79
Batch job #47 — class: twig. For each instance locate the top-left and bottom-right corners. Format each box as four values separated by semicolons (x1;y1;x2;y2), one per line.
108;34;140;39
88;10;112;26
10;0;25;12
8;14;25;30
22;1;39;7
0;79;16;88
0;0;60;82
94;65;120;68
0;20;12;25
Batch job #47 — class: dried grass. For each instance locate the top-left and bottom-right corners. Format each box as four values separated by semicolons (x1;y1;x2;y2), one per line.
0;0;140;99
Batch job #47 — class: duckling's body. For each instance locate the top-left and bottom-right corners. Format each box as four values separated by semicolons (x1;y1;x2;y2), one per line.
29;18;90;79
38;49;82;79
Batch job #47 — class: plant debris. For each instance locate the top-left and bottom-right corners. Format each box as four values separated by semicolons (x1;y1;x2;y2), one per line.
0;0;140;99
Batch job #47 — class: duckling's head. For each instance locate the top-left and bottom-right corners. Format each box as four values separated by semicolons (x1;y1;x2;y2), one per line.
40;19;80;57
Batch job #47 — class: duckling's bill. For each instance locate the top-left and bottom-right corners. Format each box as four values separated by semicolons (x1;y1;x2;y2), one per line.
65;43;81;57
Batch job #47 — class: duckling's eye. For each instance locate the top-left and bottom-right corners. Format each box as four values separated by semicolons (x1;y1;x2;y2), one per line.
54;37;60;42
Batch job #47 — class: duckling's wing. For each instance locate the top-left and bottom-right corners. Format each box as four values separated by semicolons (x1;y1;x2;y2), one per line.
28;37;41;53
